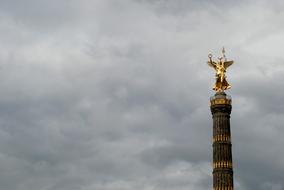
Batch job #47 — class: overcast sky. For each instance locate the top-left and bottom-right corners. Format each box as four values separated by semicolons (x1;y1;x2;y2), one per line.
0;0;284;190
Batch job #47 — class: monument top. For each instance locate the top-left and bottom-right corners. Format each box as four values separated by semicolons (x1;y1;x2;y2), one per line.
207;48;234;92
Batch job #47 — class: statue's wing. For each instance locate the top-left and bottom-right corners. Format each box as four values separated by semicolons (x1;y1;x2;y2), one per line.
224;60;234;69
207;61;216;69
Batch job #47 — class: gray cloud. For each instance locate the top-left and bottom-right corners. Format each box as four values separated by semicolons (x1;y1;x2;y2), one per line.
0;0;283;189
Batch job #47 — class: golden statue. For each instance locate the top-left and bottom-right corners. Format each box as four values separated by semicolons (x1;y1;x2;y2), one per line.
207;48;234;92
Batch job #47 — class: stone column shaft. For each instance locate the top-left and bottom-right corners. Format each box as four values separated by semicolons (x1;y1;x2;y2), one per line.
210;92;234;190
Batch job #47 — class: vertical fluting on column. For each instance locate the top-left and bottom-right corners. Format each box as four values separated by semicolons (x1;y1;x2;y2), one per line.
210;92;234;190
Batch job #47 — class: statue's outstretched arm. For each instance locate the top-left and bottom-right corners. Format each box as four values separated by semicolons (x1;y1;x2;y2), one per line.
207;61;217;70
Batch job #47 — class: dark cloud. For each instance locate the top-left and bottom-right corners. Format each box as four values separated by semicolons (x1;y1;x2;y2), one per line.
0;0;283;190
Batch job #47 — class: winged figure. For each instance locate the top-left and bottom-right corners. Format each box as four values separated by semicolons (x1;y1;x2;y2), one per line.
207;48;234;92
